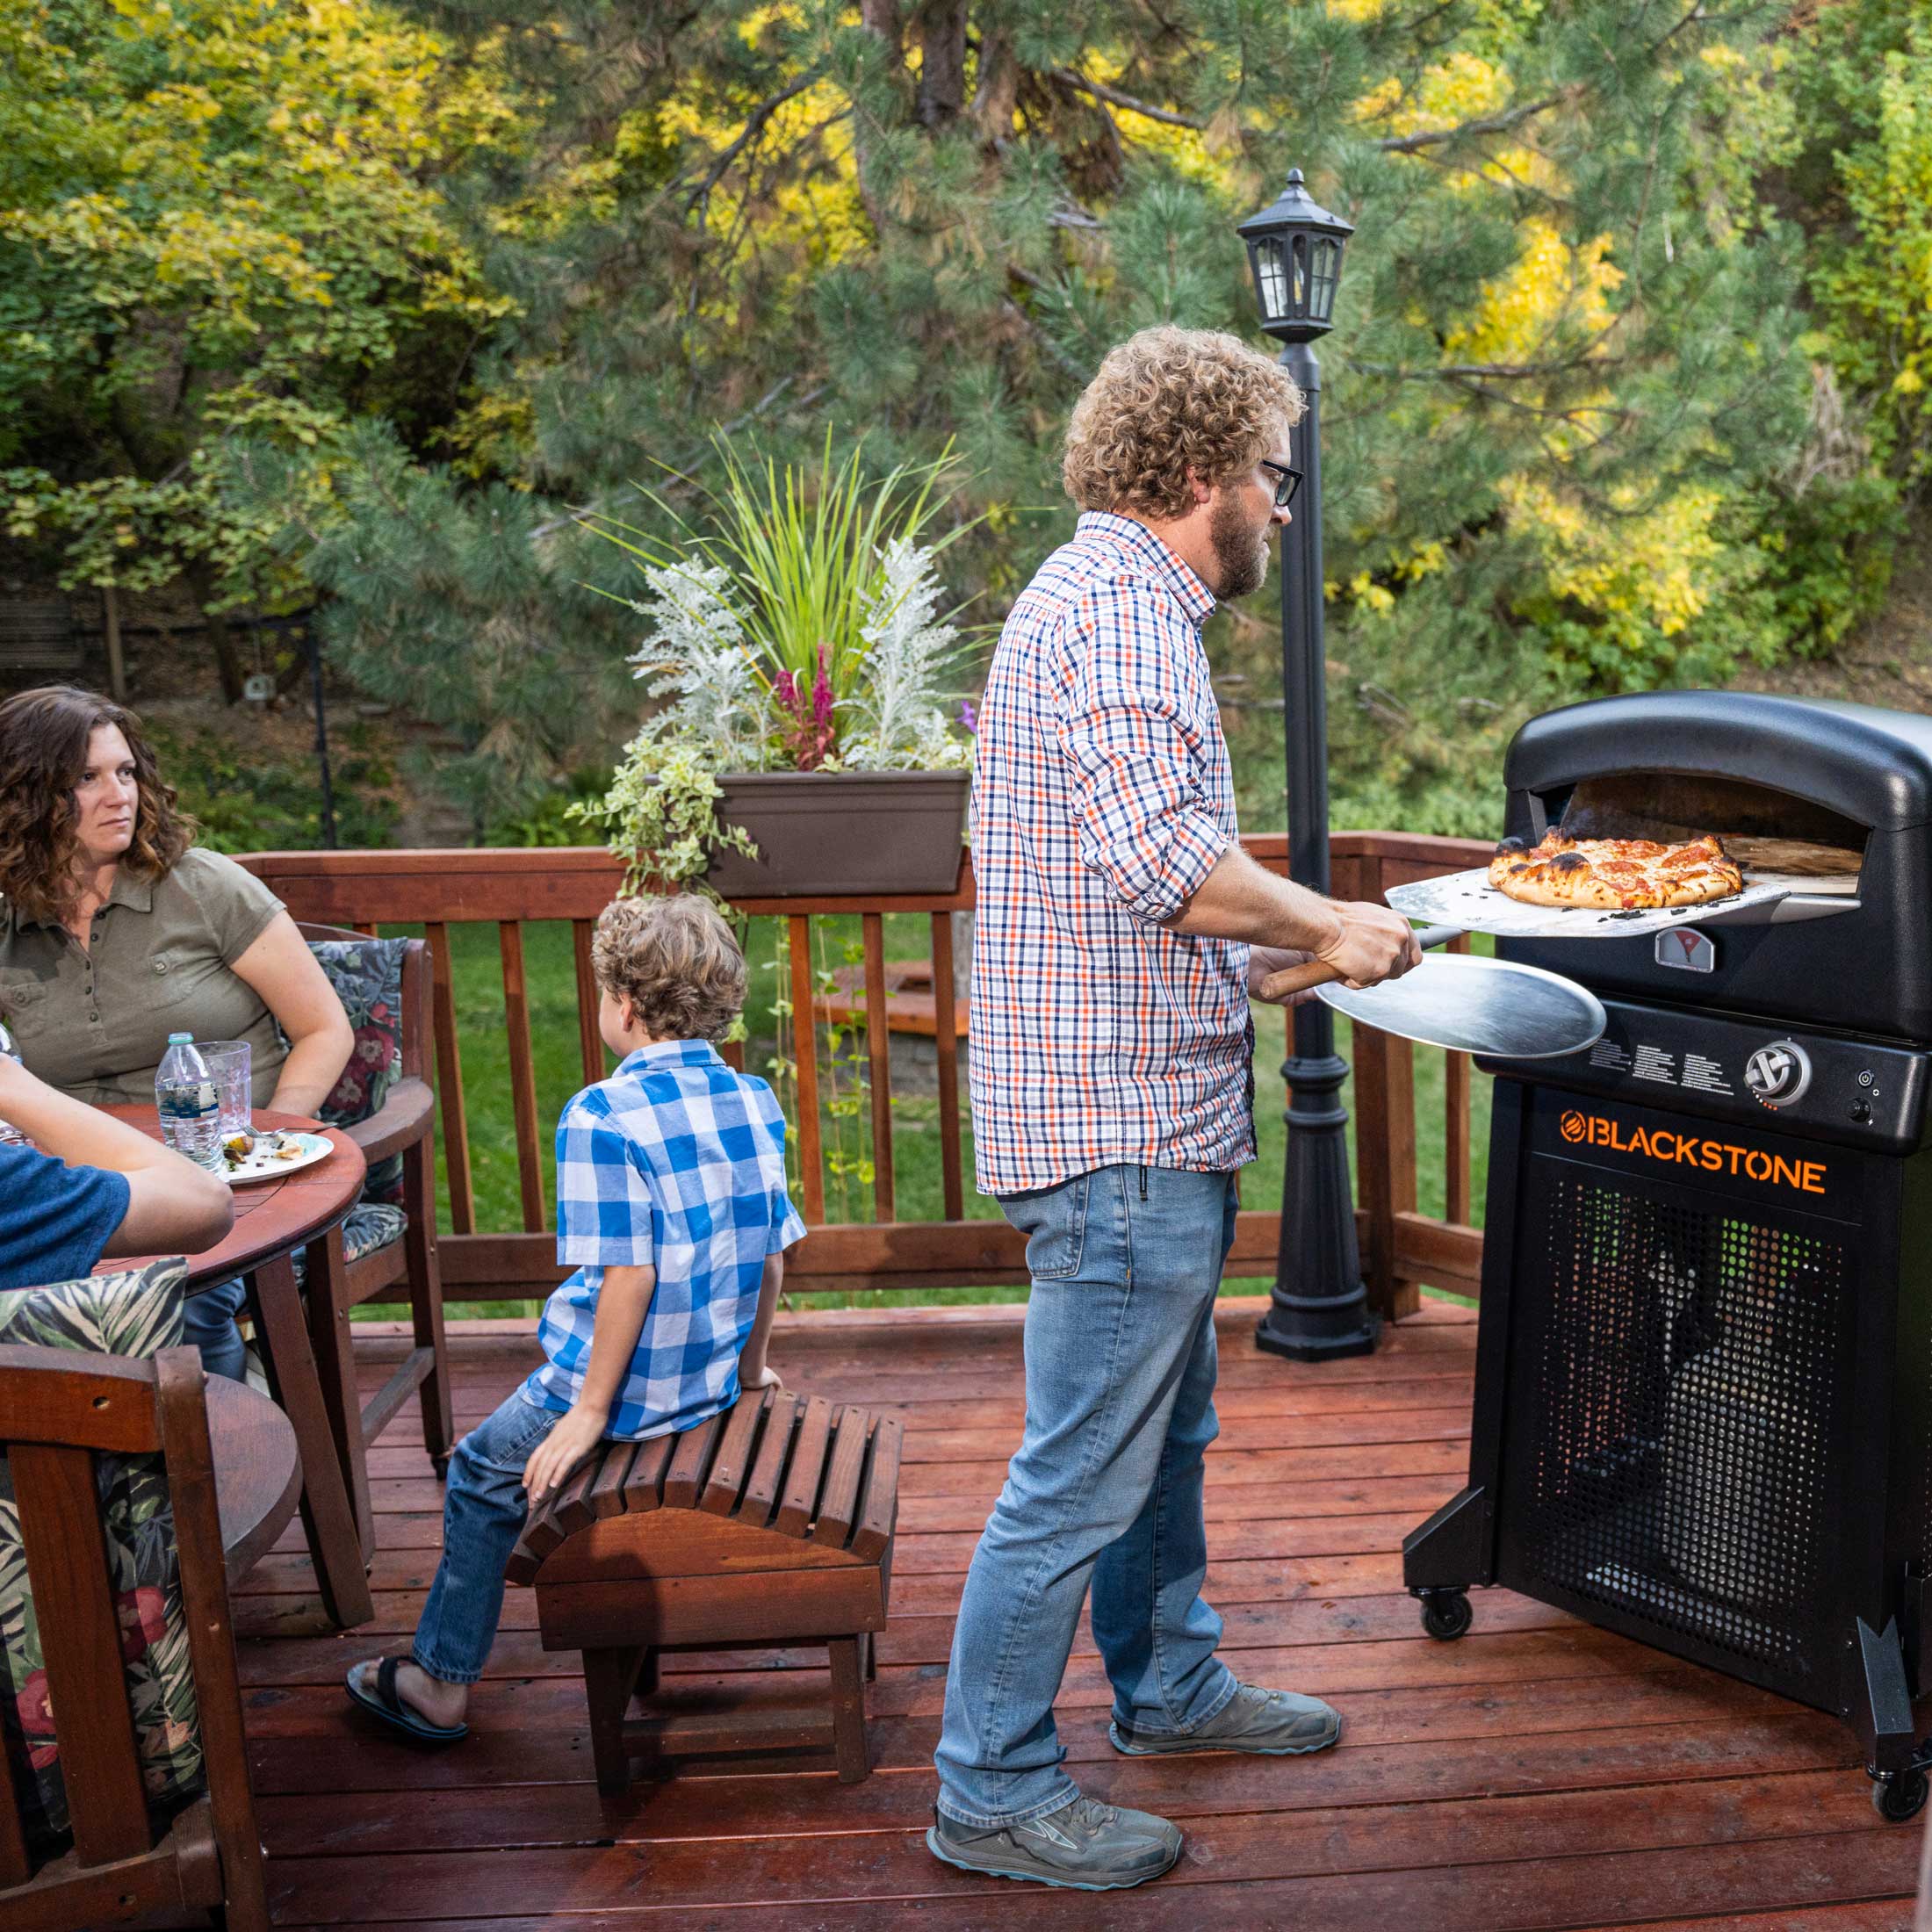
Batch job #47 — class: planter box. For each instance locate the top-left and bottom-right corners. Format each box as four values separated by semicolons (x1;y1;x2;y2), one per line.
705;770;970;899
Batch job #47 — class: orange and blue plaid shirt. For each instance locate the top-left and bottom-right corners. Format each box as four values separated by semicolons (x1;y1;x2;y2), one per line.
970;511;1255;1194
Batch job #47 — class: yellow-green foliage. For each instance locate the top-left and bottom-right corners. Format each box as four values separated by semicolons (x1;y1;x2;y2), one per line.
0;0;513;604
3;0;1922;834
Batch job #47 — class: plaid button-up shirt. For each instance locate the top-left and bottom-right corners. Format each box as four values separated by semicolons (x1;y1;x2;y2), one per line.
970;511;1254;1194
523;1040;805;1439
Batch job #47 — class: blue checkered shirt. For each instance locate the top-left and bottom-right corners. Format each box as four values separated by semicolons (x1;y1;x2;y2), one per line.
522;1040;805;1440
970;511;1254;1194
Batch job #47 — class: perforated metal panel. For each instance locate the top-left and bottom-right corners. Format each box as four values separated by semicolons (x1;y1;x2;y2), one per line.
1510;1169;1844;1676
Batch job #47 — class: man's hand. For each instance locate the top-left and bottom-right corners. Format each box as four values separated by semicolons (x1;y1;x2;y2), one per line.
1312;900;1424;991
1248;947;1322;1007
742;1363;784;1394
523;1405;607;1504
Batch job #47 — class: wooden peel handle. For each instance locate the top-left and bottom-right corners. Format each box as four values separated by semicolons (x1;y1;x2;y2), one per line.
1258;924;1460;1001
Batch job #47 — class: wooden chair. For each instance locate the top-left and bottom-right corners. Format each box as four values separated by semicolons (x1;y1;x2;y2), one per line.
0;1345;267;1931
507;1390;903;1793
296;923;454;1557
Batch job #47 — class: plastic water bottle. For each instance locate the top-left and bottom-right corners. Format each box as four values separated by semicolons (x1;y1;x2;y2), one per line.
0;1019;26;1148
155;1033;223;1172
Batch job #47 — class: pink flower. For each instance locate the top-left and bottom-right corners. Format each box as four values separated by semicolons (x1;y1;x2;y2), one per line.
18;1668;54;1738
118;1585;168;1665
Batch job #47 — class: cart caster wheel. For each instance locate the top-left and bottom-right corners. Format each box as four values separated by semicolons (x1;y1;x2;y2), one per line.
1418;1590;1473;1641
1872;1769;1928;1822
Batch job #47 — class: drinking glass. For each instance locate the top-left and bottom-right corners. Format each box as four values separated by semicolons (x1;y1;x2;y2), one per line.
200;1041;253;1140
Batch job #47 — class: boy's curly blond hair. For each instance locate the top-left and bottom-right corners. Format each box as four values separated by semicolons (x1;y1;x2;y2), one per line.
593;894;747;1042
1062;326;1306;522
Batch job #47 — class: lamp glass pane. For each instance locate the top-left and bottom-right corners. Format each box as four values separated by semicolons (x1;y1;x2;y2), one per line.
1311;236;1342;322
1254;238;1288;320
1290;234;1308;313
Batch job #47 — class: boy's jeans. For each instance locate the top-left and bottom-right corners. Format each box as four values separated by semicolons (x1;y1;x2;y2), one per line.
413;1391;564;1684
934;1164;1239;1827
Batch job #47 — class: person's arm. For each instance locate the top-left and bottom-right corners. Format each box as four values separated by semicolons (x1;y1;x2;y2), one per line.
0;1057;234;1256
227;912;356;1116
737;1249;785;1393
1164;842;1423;991
523;1262;657;1502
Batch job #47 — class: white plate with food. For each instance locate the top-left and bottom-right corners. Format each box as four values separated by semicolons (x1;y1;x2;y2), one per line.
219;1128;333;1186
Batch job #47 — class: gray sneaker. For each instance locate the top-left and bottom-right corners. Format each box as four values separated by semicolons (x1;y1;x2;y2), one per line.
1110;1680;1342;1756
926;1794;1182;1891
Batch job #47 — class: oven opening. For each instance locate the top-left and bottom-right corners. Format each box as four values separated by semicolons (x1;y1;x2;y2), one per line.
1548;774;1866;887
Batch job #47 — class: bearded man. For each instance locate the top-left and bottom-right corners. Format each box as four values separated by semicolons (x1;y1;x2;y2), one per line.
929;326;1420;1890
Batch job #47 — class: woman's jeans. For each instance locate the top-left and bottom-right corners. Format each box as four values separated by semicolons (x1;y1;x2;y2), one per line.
412;1392;564;1684
934;1164;1239;1827
183;1278;248;1382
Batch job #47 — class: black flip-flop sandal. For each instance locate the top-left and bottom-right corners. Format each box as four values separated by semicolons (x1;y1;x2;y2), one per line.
345;1656;468;1744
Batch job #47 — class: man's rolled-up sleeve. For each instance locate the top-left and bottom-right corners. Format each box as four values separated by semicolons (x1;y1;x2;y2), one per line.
1056;588;1228;924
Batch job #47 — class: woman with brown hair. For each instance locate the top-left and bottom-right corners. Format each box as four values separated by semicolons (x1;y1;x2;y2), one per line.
0;685;353;1374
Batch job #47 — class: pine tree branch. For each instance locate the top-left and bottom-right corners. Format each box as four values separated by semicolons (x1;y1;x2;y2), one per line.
681;68;826;219
1374;86;1580;154
1352;355;1626;380
1046;68;1203;132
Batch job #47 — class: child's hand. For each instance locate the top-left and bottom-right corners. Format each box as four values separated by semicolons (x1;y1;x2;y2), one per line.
523;1406;607;1504
744;1364;783;1393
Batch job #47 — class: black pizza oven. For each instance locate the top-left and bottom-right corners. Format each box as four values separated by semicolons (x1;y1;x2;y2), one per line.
1401;689;1932;1819
1496;691;1932;1037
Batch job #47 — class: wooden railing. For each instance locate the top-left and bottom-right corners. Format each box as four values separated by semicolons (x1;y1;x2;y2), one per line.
239;831;1491;1320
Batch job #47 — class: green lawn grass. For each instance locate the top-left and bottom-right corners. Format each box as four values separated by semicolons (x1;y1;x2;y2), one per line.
372;916;1489;1317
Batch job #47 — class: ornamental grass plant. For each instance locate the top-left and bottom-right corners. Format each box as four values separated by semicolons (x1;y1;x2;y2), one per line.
576;436;980;890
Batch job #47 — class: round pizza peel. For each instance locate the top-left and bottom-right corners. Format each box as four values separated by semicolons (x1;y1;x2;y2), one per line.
1260;925;1607;1060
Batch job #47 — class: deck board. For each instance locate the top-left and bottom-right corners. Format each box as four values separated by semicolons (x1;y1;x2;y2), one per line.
236;1295;1917;1927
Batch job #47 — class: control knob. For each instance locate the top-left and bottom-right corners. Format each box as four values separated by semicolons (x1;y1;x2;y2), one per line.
1745;1040;1812;1109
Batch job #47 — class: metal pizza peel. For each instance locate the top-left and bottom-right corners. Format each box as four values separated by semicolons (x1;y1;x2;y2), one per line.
1258;925;1606;1060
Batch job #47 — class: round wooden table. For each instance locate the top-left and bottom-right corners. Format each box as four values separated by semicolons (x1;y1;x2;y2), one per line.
208;1377;302;1587
101;1107;365;1292
97;1106;375;1628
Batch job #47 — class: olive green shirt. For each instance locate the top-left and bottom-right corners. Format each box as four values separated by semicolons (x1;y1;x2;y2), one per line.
0;847;289;1107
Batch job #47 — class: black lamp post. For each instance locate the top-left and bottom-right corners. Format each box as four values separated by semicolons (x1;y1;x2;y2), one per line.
1238;169;1380;1362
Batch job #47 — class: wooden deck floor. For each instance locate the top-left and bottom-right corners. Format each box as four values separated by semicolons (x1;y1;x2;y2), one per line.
235;1298;1921;1930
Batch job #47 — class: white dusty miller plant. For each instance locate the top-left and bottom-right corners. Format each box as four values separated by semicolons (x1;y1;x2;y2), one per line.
840;537;970;770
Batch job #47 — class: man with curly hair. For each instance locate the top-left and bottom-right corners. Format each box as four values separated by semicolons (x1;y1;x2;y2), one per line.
930;327;1420;1889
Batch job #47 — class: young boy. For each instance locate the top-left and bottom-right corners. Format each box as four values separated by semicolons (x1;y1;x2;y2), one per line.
346;894;804;1741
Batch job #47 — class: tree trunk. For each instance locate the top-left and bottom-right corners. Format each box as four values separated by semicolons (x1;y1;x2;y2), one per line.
860;0;902;55
912;0;968;128
185;564;245;703
971;30;1020;148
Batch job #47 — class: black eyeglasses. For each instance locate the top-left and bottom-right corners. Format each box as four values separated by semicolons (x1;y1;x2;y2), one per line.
1258;459;1302;511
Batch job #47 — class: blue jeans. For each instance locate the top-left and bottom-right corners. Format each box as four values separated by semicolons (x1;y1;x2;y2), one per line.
412;1392;564;1684
934;1164;1239;1827
183;1279;248;1382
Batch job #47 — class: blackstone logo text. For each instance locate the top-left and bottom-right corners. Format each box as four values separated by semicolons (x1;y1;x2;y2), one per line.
1558;1109;1827;1195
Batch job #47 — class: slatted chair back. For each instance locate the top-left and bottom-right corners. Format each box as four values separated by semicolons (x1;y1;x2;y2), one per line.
293;919;453;1536
0;1345;265;1931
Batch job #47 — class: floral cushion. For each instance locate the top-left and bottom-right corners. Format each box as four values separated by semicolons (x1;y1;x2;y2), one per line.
290;1201;407;1288
0;1258;201;1865
304;937;408;1205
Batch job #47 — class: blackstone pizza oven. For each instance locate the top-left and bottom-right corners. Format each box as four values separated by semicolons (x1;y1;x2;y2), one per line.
1400;691;1932;1818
